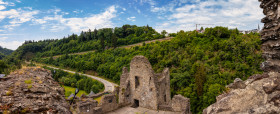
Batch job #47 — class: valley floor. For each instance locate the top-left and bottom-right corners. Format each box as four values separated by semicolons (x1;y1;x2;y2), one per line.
30;62;118;92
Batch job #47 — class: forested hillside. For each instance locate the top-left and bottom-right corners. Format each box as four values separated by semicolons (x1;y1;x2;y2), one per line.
9;24;166;61
34;27;263;113
0;46;13;59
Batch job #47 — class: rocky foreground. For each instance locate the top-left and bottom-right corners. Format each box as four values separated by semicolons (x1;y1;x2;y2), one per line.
0;67;71;113
203;73;280;114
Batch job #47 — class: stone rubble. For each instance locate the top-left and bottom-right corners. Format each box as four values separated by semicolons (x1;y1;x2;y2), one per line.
0;67;71;114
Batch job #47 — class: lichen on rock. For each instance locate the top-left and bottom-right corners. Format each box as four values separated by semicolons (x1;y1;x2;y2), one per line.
0;67;71;113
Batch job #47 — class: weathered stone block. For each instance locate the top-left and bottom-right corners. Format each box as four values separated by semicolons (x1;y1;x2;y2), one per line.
171;94;191;114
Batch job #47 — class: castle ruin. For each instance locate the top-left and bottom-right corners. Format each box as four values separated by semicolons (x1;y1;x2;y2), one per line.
71;55;191;114
119;55;191;113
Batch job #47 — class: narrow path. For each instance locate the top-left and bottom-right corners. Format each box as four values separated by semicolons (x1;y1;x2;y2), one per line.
32;62;118;92
46;37;174;59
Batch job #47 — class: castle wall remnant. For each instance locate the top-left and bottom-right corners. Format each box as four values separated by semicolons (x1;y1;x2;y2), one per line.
75;55;190;114
119;55;191;114
99;94;119;113
119;55;171;110
171;95;191;113
260;0;280;72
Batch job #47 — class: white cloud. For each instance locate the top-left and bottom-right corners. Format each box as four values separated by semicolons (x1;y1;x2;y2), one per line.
127;16;136;22
140;0;155;6
155;0;264;33
0;7;39;30
0;40;23;50
34;5;118;32
0;5;5;10
0;0;8;5
0;36;7;40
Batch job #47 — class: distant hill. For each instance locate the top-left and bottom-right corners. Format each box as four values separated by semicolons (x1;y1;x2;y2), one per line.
10;24;166;60
0;46;13;59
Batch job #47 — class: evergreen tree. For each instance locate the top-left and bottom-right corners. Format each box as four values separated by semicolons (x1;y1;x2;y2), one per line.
94;28;98;40
88;29;92;40
100;32;105;50
112;33;118;48
195;63;206;96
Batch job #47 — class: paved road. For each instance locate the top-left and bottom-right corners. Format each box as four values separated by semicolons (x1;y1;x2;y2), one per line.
33;63;118;92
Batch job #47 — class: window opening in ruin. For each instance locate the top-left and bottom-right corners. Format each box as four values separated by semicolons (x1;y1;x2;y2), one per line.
126;94;129;98
149;77;151;85
135;76;140;88
164;94;166;102
109;99;112;103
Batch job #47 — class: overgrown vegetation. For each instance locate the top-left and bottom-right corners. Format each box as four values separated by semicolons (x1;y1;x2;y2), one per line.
63;85;88;97
44;67;104;94
35;27;263;113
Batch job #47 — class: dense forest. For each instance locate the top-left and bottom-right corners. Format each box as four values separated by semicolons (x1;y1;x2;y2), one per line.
0;46;13;59
8;24;166;61
1;24;165;75
34;27;263;113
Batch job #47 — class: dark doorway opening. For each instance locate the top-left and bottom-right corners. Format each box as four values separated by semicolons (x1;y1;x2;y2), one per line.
131;99;139;108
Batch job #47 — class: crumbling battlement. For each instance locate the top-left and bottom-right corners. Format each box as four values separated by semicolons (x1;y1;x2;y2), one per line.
119;55;171;110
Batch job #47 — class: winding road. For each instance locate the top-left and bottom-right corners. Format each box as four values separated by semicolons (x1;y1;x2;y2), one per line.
31;62;118;92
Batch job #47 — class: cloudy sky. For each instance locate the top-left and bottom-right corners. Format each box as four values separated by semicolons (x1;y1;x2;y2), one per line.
0;0;264;50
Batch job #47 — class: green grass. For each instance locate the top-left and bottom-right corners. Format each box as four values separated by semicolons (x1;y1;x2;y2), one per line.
94;96;103;103
62;85;88;97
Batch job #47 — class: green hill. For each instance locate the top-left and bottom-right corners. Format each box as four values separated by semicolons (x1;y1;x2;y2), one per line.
33;26;263;113
0;46;13;59
9;24;166;61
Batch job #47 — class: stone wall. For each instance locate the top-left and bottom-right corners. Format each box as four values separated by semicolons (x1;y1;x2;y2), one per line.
260;0;280;72
129;55;159;110
118;55;191;114
99;94;119;113
76;98;99;114
119;55;172;110
171;95;191;114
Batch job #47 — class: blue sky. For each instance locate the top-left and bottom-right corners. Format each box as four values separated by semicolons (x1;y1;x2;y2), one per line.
0;0;264;50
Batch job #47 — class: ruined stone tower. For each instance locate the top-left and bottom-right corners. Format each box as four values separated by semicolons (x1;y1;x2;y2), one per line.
260;0;280;72
118;55;171;110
